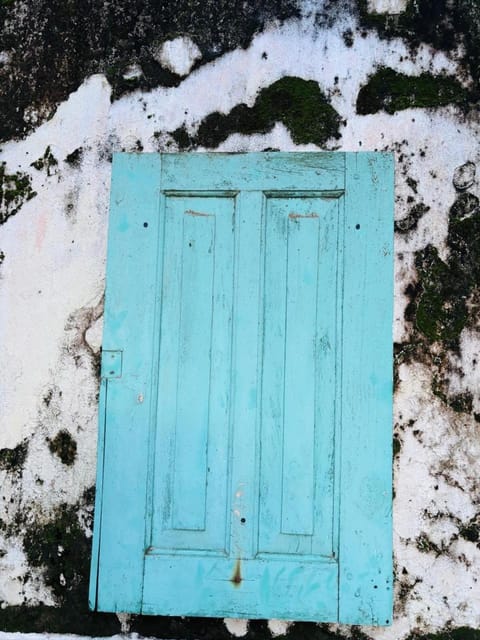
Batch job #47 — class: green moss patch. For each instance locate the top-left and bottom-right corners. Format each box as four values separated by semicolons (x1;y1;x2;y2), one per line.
0;162;37;225
357;68;468;115
412;189;480;347
31;145;58;176
172;77;341;149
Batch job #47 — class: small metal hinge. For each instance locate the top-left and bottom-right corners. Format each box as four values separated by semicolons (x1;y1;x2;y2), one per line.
101;350;123;379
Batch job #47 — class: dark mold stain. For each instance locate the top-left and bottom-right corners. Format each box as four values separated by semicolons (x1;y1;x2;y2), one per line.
395;202;430;234
0;439;28;476
0;162;37;225
43;389;54;407
342;28;354;47
357;0;480;89
458;514;480;545
393;434;402;458
431;379;473;414
0;0;299;143
31;145;58;176
230;558;242;587
356;68;468;116
406;628;480;640
172;77;342;149
0;249;5;265
415;532;444;557
64;147;83;166
131;617;378;640
0;487;120;634
47;429;77;466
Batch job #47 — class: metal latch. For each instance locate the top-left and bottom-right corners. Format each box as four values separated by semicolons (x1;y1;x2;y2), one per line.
101;350;123;379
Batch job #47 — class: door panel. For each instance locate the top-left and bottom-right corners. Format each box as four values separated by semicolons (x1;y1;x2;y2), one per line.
152;195;235;552
90;152;393;624
258;195;340;558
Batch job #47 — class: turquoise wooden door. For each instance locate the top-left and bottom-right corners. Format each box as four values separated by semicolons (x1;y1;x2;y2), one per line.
89;152;393;624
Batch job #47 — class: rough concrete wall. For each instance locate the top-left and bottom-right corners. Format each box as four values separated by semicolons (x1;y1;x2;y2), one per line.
0;0;479;638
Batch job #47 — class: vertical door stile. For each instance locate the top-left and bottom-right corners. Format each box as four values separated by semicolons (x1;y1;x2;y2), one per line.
143;185;167;560
339;152;394;624
228;189;265;563
88;377;108;610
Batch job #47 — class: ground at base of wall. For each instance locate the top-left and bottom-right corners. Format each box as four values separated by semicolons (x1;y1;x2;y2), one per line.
1;628;480;640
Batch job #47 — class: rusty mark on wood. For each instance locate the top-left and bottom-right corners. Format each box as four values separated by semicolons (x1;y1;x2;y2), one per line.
185;209;213;217
230;558;242;587
288;212;319;219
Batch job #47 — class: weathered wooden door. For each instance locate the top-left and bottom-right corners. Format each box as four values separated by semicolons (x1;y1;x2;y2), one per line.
89;152;393;624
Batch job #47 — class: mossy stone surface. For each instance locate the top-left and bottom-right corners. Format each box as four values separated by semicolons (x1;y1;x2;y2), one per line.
0;0;299;143
173;77;341;149
357;68;468;115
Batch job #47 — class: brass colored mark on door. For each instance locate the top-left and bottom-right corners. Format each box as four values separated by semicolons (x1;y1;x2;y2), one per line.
288;212;319;219
185;209;213;217
230;559;242;587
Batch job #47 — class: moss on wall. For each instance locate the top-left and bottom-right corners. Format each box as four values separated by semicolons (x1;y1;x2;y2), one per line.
0;487;120;634
357;68;468;115
414;190;480;346
0;0;299;143
397;161;480;422
357;0;480;88
31;145;59;176
171;77;342;148
0;163;36;225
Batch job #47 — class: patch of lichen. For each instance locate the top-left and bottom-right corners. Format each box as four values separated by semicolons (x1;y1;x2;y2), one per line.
47;430;77;465
0;488;121;634
31;145;58;176
357;67;468;115
172;77;342;149
0;439;28;475
0;162;37;225
357;0;480;89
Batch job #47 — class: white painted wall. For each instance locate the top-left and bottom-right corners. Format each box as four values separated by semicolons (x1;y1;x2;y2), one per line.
1;4;479;638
